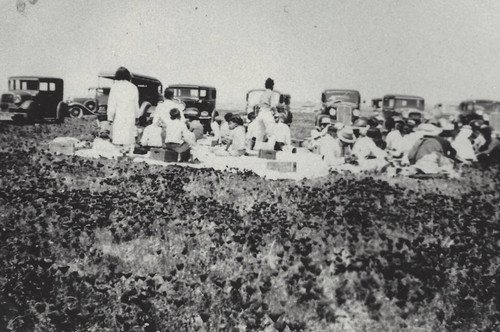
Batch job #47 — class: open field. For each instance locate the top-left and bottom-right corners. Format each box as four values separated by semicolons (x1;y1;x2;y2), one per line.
0;118;499;331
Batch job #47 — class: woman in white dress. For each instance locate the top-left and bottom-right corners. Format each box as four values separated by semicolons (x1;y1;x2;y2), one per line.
107;67;141;153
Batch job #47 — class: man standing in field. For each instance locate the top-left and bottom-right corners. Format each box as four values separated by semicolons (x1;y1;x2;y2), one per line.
255;78;278;143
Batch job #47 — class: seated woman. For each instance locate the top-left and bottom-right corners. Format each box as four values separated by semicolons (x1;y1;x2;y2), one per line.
217;114;246;156
163;108;194;162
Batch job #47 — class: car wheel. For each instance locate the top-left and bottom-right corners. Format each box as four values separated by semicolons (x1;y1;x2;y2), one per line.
69;106;83;118
84;100;97;112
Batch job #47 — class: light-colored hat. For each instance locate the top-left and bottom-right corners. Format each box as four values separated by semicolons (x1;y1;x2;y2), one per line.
338;127;356;144
416;123;443;136
334;122;345;131
320;117;332;125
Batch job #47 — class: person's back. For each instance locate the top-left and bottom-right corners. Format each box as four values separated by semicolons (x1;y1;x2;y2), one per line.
408;136;443;164
189;119;204;141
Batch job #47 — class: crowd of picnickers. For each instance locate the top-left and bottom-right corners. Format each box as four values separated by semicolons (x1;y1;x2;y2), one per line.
103;68;500;174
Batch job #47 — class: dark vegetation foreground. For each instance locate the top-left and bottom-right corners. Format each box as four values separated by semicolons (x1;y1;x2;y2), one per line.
0;118;499;331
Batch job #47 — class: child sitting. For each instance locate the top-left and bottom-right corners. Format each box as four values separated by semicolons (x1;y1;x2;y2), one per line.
140;119;163;149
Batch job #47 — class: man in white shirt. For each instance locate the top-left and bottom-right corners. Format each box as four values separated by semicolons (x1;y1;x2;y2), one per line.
269;113;291;151
255;78;278;142
152;89;186;127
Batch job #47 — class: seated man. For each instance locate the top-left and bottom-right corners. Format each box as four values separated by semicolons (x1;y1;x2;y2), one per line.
269;113;291;151
303;117;332;152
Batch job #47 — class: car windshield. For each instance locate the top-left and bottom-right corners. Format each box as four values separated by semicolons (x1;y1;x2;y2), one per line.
247;90;280;106
172;88;199;99
9;79;39;91
384;98;424;110
325;91;359;104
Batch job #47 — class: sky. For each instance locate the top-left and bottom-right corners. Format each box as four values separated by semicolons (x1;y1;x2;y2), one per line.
1;0;500;108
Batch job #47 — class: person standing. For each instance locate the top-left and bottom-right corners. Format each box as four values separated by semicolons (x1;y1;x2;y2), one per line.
107;67;141;154
255;78;278;142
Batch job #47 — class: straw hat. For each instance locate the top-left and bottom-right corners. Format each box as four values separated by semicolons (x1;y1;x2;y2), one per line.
416;123;443;136
338;127;356;143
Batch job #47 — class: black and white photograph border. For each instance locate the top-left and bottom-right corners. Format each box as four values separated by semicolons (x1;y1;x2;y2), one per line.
0;1;499;331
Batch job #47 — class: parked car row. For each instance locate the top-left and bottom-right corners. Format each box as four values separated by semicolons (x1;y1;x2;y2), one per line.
0;73;218;127
1;74;498;133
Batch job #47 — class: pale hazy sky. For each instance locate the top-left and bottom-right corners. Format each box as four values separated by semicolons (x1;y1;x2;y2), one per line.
1;0;500;107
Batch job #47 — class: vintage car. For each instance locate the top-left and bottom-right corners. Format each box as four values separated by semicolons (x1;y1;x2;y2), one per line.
162;84;217;131
457;99;500;126
382;94;425;125
316;89;361;126
245;89;293;124
67;72;163;121
0;76;68;123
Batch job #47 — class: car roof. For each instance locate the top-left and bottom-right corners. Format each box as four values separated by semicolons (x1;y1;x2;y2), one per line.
8;76;63;81
167;84;216;90
460;99;499;104
383;94;424;100
324;89;360;94
98;72;161;83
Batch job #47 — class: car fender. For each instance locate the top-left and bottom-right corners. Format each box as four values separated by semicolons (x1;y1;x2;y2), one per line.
139;101;152;117
68;102;95;115
56;101;69;119
19;100;37;111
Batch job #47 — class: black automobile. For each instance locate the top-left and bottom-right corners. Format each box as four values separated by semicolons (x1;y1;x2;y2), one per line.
0;76;68;123
316;89;361;126
382;94;425;125
165;84;217;131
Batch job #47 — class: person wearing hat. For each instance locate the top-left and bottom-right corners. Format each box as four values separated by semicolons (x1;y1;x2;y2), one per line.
303;116;331;152
268;113;291;151
223;114;246;156
184;109;204;142
404;123;457;174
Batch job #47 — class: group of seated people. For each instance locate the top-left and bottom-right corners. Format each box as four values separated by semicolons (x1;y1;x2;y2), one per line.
131;87;500;174
304;115;500;174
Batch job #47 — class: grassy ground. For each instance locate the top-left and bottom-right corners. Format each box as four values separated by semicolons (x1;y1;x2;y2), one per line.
0;118;499;332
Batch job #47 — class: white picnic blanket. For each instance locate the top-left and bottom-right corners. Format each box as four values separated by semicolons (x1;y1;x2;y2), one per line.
133;138;330;181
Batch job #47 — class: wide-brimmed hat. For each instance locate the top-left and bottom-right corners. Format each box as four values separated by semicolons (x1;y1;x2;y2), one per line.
416;123;442;136
338;127;356;143
319;117;331;125
99;129;111;139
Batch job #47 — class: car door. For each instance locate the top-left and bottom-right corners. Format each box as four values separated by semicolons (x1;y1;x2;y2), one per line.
38;81;59;118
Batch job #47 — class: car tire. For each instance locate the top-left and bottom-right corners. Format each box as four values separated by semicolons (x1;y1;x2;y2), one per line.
84;100;97;112
69;106;83;118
